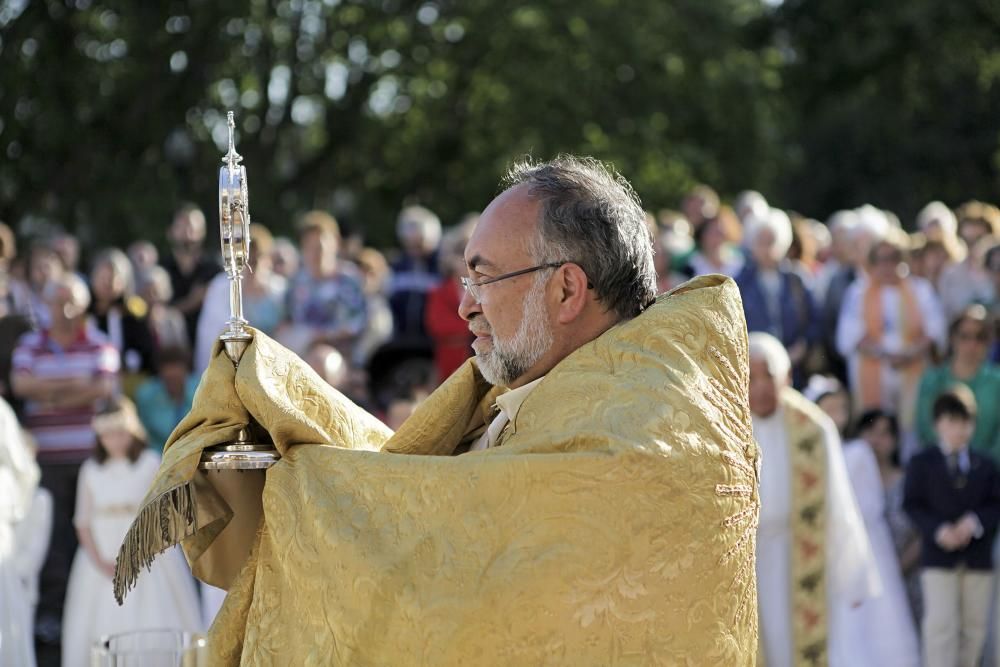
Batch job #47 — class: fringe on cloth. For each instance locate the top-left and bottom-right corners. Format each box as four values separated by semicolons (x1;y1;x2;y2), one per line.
113;481;198;604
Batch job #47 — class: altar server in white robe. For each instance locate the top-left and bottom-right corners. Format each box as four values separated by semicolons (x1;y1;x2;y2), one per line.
749;332;881;667
0;396;40;667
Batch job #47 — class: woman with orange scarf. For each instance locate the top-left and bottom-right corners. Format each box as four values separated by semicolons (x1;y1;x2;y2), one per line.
836;237;947;435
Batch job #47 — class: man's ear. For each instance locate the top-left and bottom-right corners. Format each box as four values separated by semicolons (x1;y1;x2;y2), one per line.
553;263;589;324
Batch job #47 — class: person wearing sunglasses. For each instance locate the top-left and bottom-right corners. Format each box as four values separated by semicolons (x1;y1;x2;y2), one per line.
915;305;1000;461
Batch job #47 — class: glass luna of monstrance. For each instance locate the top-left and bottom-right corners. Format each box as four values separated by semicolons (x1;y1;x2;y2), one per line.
198;111;279;471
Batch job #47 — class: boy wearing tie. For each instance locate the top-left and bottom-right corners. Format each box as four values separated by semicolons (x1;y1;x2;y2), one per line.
904;386;1000;667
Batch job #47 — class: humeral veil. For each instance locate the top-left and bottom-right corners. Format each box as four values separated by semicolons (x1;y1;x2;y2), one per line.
115;275;760;665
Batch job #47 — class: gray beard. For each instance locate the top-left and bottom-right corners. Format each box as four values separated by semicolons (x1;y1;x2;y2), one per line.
475;277;553;387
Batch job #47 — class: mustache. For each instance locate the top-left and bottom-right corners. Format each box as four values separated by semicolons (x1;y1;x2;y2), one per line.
469;319;492;337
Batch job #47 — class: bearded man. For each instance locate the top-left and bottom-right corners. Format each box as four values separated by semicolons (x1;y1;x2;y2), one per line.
117;156;760;665
459;161;655;451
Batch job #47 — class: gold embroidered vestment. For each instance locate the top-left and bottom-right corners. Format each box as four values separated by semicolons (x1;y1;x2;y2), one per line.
116;275;761;666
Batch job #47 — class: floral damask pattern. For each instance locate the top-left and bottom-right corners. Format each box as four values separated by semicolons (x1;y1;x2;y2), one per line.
786;391;829;666
119;274;760;665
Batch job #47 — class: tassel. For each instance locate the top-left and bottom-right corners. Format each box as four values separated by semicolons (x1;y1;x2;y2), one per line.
113;482;198;604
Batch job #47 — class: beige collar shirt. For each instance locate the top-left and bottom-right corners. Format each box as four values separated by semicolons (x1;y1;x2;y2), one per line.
471;377;544;451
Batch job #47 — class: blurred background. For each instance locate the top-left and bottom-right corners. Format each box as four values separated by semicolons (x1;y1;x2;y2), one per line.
4;2;1000;666
3;0;1000;245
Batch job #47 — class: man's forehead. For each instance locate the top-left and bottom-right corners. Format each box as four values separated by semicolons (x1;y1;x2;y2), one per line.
464;185;539;269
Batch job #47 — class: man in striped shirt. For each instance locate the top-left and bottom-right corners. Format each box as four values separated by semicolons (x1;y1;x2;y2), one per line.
11;272;118;648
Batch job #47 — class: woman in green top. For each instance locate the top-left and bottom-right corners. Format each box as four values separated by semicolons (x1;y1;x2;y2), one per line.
915;304;1000;460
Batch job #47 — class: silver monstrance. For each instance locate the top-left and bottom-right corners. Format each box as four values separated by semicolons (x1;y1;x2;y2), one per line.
199;112;279;470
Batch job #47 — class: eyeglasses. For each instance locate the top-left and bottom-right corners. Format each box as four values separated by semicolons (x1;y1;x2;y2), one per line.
460;262;566;304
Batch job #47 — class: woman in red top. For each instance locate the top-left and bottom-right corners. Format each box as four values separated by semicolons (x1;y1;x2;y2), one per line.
425;217;477;384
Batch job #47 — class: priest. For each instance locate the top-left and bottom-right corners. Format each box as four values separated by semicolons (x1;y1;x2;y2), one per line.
117;156;761;665
749;332;881;666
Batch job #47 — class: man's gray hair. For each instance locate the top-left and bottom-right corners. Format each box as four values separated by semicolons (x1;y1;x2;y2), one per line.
502;155;657;321
748;332;791;385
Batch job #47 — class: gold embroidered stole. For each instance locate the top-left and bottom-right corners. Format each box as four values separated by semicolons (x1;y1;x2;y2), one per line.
784;390;828;666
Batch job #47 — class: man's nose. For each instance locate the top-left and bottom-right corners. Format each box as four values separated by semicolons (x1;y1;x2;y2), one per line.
458;287;480;322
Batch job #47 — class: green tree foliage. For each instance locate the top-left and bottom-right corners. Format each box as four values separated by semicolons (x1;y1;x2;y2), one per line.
0;0;781;248
0;0;997;250
771;0;1000;222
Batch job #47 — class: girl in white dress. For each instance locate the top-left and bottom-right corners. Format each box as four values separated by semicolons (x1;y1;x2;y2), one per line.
61;398;201;667
841;409;921;667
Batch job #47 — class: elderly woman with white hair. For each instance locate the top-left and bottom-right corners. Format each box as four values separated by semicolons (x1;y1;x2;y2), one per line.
735;207;819;386
748;332;881;667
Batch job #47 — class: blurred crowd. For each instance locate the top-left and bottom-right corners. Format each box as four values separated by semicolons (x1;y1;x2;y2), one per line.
1;185;1000;665
659;188;999;445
